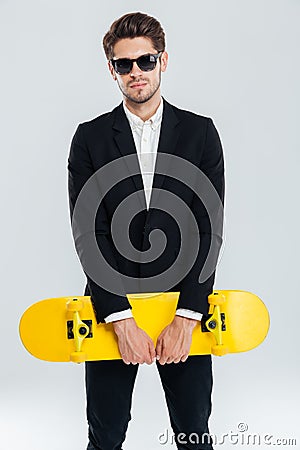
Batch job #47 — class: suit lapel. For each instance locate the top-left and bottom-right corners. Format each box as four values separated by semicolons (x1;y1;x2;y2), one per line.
112;103;146;209
150;99;180;208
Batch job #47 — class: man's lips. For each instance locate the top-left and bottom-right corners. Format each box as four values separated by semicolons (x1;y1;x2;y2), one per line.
130;82;147;89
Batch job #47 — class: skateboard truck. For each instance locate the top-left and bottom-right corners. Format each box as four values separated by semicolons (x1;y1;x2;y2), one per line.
66;299;91;363
206;293;229;356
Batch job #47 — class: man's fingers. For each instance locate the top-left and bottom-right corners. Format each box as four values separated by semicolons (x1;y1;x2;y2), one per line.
156;338;163;361
173;356;182;364
166;356;174;364
157;344;167;365
158;354;169;365
181;354;189;362
148;342;156;364
123;358;130;365
173;352;189;363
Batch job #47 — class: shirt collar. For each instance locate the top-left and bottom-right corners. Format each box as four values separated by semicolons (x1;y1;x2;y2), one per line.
123;98;163;131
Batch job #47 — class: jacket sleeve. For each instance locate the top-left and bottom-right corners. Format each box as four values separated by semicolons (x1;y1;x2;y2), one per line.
68;124;132;323
176;117;225;315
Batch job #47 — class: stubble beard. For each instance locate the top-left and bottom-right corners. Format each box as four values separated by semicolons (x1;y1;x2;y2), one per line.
118;72;161;104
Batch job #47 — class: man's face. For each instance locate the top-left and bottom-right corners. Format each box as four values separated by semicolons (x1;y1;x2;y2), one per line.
108;36;168;104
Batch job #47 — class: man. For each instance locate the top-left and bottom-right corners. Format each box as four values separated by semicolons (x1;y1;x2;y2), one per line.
68;11;225;450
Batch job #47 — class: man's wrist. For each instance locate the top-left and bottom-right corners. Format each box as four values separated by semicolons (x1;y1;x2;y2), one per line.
173;315;198;330
112;317;136;335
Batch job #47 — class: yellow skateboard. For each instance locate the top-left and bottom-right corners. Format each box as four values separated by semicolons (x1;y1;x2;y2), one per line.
19;290;269;363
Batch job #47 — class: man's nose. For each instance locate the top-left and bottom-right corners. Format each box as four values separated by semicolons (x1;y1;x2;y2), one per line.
130;61;143;77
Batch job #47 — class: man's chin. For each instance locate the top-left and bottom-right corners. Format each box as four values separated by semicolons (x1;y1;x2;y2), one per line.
125;92;153;104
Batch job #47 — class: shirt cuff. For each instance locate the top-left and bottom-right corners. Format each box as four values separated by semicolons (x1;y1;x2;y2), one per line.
104;309;134;323
176;308;203;322
105;308;202;323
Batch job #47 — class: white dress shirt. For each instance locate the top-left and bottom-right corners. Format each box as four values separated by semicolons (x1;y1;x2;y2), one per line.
104;99;203;323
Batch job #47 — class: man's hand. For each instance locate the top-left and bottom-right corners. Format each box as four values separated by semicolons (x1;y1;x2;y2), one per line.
113;317;156;365
156;316;198;365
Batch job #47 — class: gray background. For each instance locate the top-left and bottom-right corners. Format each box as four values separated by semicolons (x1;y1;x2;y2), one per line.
1;0;299;448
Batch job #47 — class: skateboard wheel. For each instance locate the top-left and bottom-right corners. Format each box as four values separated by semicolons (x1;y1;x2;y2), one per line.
70;351;86;363
67;299;83;312
211;345;229;356
208;293;225;306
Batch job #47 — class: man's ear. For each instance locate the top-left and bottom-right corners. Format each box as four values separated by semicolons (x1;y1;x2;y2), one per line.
108;61;117;80
160;51;168;73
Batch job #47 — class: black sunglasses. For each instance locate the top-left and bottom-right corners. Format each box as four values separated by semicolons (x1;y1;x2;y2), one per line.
110;52;162;75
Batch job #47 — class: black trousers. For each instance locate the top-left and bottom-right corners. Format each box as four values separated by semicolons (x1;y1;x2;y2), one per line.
86;355;214;450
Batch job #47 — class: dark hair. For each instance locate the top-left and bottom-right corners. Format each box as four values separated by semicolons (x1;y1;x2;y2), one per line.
103;12;166;60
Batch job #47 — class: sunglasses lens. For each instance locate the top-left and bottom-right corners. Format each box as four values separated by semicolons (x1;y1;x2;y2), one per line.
114;59;132;75
137;54;157;71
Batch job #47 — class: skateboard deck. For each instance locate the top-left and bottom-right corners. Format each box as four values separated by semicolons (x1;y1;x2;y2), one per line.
19;290;269;363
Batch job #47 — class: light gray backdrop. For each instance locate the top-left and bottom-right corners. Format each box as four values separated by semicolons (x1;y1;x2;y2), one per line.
1;1;299;449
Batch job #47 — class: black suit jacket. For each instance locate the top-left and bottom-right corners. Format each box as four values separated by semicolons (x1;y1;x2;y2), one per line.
68;98;225;323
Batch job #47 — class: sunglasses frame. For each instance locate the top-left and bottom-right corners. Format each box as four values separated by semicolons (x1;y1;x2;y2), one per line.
110;52;163;75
